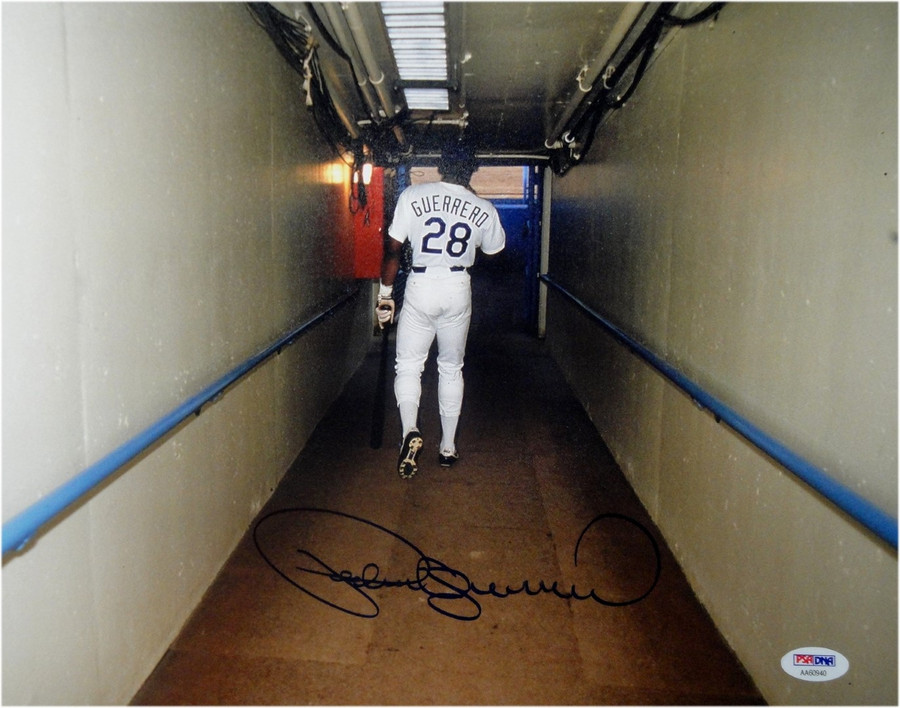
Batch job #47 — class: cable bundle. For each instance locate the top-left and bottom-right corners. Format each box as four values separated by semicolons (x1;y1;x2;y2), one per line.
550;2;726;175
247;3;358;157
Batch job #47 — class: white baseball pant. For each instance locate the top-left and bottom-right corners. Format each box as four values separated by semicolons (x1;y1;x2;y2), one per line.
394;270;472;419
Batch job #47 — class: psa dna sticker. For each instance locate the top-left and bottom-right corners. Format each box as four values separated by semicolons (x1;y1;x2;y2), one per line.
781;647;849;682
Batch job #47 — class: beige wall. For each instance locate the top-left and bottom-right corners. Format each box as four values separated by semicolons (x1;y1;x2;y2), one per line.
547;3;896;704
2;4;370;703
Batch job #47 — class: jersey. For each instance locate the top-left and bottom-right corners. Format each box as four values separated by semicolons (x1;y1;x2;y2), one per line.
388;181;506;269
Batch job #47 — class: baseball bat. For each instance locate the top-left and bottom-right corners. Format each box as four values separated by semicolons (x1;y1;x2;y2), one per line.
369;313;391;449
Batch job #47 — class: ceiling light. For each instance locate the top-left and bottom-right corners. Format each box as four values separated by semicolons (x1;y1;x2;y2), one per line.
381;1;450;110
401;88;449;111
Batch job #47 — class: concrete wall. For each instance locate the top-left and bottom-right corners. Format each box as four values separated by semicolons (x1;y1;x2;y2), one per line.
546;3;896;704
2;4;370;703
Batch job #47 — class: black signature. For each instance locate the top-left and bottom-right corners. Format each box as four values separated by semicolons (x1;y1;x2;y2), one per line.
253;508;661;621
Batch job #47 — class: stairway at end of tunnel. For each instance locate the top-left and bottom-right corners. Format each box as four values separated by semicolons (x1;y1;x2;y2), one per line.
132;267;763;705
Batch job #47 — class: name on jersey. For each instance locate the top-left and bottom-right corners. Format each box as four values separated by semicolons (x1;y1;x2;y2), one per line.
409;193;491;228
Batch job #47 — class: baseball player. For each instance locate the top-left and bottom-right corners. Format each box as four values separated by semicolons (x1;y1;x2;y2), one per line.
376;140;506;478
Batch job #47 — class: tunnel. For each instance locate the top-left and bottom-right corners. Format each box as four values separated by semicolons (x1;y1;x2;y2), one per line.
2;3;896;705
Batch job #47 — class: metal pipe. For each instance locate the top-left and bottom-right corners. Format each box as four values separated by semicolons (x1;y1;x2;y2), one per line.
341;2;399;120
319;2;383;120
545;2;646;148
338;3;407;148
539;274;898;549
537;169;553;338
2;287;360;557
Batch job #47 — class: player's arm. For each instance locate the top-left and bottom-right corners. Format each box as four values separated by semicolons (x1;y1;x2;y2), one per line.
480;217;507;257
380;236;403;287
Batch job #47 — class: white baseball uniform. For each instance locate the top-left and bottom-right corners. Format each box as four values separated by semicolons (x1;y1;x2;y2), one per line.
388;180;506;439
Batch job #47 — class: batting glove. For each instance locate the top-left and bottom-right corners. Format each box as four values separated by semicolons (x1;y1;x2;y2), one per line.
376;298;394;328
376;283;395;329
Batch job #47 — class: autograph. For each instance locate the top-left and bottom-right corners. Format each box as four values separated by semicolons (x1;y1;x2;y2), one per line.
253;508;661;621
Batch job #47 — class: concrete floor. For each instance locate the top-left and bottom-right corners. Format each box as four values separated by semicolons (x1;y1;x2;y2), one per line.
132;268;764;705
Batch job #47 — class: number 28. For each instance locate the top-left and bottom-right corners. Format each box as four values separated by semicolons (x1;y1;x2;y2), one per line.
421;217;471;258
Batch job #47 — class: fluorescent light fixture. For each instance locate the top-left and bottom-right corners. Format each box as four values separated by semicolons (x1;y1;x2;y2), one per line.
381;1;450;110
402;88;449;111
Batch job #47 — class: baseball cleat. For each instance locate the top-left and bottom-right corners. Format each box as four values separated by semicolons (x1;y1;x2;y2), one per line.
398;429;423;478
438;449;459;468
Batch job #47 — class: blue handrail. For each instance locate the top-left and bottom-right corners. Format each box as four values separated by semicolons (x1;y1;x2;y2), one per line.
2;286;360;557
539;274;898;549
